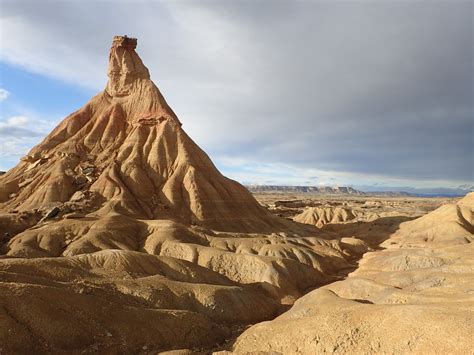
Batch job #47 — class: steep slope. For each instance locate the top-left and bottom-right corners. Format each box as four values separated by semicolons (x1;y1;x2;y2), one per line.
232;193;474;353
0;35;295;233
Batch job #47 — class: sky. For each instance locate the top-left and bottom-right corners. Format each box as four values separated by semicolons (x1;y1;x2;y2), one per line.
0;0;473;193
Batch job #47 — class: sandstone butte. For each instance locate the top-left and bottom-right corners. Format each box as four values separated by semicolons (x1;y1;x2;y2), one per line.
0;36;472;354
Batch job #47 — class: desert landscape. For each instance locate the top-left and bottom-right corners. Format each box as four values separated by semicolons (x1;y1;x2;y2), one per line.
0;35;472;354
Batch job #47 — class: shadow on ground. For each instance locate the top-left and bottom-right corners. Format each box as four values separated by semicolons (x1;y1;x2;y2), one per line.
322;215;417;248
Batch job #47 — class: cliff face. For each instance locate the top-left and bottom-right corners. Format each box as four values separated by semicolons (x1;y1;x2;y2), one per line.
106;36;150;97
0;36;299;233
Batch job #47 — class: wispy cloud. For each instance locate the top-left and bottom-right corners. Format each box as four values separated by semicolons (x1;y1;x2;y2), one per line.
0;115;28;126
0;88;9;101
0;116;44;137
0;113;59;170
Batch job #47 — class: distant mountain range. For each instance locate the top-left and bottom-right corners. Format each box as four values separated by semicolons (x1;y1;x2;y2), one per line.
245;185;366;195
358;184;473;197
245;184;472;197
458;184;474;191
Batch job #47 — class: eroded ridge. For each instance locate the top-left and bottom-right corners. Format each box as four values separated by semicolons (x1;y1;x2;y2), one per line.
232;193;474;353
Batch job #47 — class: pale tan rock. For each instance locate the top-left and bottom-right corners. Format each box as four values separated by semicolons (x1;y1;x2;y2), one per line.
231;194;474;354
294;206;358;227
383;192;474;248
0;250;270;352
0;36;310;236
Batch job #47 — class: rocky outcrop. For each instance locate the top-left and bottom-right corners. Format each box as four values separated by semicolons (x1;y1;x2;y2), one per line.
294;206;358;227
0;36;306;234
384;192;474;247
231;193;474;353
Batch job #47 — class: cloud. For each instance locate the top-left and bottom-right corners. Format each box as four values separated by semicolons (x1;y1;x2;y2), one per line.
0;0;472;185
0;88;9;101
0;116;42;137
0;115;28;127
0;126;42;138
0;114;59;170
216;157;472;191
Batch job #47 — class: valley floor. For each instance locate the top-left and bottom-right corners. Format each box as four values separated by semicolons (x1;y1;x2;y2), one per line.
1;193;472;354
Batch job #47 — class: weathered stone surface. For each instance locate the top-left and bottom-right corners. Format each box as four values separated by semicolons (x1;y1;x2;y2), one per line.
231;194;474;354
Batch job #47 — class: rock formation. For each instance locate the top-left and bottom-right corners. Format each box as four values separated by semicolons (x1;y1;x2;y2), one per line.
0;36;304;234
232;193;474;353
294;206;358;227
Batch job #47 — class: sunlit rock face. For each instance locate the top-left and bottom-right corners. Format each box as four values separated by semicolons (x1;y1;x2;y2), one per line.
106;36;150;97
0;35;305;233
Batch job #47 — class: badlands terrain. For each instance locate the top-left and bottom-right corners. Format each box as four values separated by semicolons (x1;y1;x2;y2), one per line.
0;36;473;354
